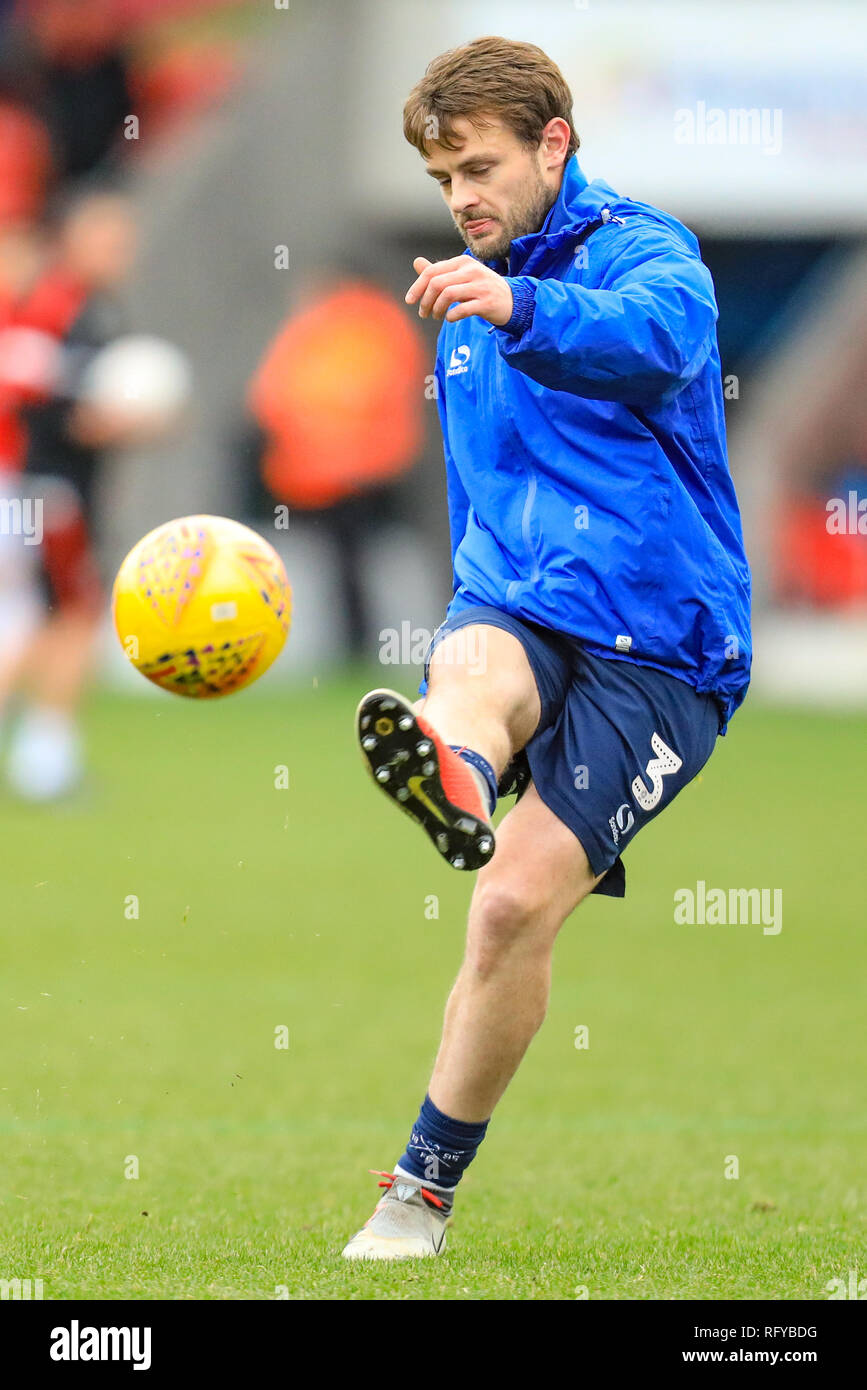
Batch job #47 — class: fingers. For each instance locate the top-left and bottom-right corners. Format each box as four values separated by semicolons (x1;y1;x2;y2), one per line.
405;254;471;307
430;279;479;320
444;299;487;323
420;267;476;319
406;254;507;324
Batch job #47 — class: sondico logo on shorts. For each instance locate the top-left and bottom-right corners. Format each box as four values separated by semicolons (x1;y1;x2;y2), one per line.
446;345;471;377
609;732;682;843
608;802;634;845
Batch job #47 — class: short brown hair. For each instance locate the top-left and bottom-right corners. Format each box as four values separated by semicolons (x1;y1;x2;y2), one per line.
403;36;579;159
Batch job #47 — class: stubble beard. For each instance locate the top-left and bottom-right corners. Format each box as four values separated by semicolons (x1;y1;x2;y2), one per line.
456;165;556;264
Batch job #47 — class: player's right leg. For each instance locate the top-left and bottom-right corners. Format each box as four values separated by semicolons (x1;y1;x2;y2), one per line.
356;622;540;869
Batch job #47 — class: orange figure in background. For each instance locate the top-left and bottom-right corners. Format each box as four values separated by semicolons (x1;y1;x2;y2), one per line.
0;100;52;229
246;276;427;658
248;278;425;512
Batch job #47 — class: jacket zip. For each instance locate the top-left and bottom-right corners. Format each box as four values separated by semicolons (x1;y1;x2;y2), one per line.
571;205;626;254
505;206;626;596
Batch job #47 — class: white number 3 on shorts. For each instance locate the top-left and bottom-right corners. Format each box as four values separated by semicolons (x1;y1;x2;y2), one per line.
631;732;683;812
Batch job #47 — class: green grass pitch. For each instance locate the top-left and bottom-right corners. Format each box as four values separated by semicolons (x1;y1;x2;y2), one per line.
1;670;864;1300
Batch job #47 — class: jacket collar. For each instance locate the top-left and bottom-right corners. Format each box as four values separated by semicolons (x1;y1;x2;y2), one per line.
481;156;614;277
538;153;590;235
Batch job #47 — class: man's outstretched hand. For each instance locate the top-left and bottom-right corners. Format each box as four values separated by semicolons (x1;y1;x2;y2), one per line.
406;256;513;326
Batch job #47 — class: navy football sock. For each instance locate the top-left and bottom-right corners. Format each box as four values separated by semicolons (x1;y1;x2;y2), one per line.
448;744;498;816
396;1093;490;1190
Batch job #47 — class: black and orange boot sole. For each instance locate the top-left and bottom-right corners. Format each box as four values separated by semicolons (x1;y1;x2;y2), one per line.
355;688;496;870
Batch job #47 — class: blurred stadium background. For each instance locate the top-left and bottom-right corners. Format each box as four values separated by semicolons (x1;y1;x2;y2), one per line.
3;0;866;700
1;0;865;1300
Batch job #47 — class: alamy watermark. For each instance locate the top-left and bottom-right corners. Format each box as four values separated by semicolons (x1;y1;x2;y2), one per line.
825;1268;867;1299
674;102;783;156
0;495;43;545
1;1276;44;1300
826;492;867;535
379;621;487;675
674;881;782;935
50;1322;152;1370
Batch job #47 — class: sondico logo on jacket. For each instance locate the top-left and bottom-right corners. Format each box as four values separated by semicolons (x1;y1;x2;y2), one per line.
446;346;471;378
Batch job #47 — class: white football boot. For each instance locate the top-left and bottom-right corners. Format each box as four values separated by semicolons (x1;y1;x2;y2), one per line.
341;1167;453;1261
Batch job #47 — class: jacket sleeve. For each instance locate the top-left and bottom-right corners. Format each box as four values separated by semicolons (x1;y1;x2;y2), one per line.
495;223;719;404
434;350;470;594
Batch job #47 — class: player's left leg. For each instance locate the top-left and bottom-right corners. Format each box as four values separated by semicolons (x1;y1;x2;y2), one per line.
342;778;603;1261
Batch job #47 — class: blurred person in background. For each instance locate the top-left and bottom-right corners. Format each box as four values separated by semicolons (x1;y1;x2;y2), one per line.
0;73;53;227
0;218;47;468
3;0;133;187
775;411;867;610
0;219;48;748
244;272;426;660
0;190;148;800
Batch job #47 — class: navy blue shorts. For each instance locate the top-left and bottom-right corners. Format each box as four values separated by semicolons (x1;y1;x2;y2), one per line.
422;605;723;898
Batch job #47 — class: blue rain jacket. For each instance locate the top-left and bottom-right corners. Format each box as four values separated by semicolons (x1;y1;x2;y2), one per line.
424;155;751;729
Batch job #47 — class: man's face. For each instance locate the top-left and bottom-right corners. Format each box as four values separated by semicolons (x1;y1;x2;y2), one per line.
62;196;137;291
424;114;560;264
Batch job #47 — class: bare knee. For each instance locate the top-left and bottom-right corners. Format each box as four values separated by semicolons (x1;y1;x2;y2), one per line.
465;879;558;978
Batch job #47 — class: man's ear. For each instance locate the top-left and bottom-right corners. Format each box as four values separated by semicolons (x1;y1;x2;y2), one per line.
540;117;572;169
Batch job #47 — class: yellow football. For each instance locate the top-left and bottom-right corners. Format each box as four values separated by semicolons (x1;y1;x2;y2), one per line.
112;514;291;698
